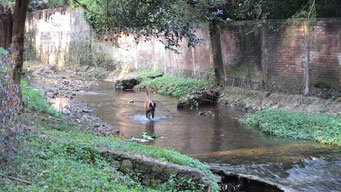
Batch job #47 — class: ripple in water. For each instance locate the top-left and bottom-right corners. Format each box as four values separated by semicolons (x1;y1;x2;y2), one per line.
210;156;341;192
131;114;167;124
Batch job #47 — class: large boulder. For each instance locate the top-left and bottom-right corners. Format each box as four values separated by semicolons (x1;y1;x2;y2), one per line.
115;78;140;90
177;90;219;109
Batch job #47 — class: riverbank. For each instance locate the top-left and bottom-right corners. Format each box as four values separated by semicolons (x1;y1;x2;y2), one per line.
1;111;217;191
0;65;220;191
219;86;341;146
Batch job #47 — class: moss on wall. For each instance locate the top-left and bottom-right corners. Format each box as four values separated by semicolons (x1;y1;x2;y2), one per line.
66;41;117;71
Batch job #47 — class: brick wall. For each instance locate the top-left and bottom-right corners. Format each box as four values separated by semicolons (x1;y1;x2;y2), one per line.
219;21;263;88
215;19;341;95
262;19;341;94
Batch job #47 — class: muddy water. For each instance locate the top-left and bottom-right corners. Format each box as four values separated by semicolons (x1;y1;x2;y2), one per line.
48;81;340;191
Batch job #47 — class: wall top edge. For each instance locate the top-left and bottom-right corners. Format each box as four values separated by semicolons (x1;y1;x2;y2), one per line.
219;18;341;27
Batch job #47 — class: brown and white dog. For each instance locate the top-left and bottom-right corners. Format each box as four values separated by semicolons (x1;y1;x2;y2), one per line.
144;89;156;119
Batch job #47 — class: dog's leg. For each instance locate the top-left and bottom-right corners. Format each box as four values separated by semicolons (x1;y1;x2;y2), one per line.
146;111;151;119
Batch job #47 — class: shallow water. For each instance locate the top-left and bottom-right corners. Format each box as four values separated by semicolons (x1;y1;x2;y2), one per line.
36;80;341;191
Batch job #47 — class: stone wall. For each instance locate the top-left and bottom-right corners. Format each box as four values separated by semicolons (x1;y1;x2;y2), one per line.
100;149;213;191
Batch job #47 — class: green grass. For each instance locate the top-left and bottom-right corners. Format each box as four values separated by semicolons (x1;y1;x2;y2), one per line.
139;70;216;97
21;80;60;117
0;130;154;192
0;115;218;191
1;81;219;191
244;109;341;145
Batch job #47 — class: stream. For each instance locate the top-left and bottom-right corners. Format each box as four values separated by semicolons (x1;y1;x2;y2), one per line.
40;81;341;192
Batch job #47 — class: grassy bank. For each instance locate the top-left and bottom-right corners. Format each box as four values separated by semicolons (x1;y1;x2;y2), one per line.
244;109;341;145
1;82;219;191
138;70;216;97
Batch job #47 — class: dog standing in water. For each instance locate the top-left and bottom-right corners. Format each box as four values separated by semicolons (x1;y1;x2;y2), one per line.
144;89;156;119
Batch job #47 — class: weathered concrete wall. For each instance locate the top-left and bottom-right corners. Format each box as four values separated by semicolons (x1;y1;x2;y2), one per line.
25;8;341;96
25;8;92;66
25;8;213;79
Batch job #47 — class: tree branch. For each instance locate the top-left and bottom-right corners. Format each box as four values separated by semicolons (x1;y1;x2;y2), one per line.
0;174;32;185
72;0;103;16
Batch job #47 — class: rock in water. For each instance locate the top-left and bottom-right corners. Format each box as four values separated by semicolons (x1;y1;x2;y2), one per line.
115;78;140;90
177;90;219;109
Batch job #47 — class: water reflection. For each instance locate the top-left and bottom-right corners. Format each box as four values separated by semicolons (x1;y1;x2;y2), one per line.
145;120;155;136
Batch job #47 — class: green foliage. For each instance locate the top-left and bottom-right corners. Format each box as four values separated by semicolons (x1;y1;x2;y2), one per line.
44;129;219;191
139;70;216;97
219;0;341;22
77;0;223;50
0;0;14;8
0;133;153;192
21;80;60;117
138;69;163;79
244;109;341;145
286;0;317;28
1;112;219;191
0;47;9;55
160;175;205;192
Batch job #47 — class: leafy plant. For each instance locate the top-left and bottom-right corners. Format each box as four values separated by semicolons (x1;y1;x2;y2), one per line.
244;109;341;145
160;175;205;192
21;80;60;117
139;70;216;97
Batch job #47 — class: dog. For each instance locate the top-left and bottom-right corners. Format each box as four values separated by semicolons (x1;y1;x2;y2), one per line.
144;89;156;119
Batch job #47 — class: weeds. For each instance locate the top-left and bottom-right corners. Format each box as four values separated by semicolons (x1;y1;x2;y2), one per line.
0;132;152;192
139;70;216;97
244;109;341;145
160;175;205;191
21;80;60;117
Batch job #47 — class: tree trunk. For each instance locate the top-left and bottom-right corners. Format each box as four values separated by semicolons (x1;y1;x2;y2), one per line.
0;6;13;49
9;0;30;111
303;30;310;96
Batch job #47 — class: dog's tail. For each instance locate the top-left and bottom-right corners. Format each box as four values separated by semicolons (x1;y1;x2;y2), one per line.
145;88;150;100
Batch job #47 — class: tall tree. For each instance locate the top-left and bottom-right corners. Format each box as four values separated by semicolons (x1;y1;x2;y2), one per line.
10;0;29;111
